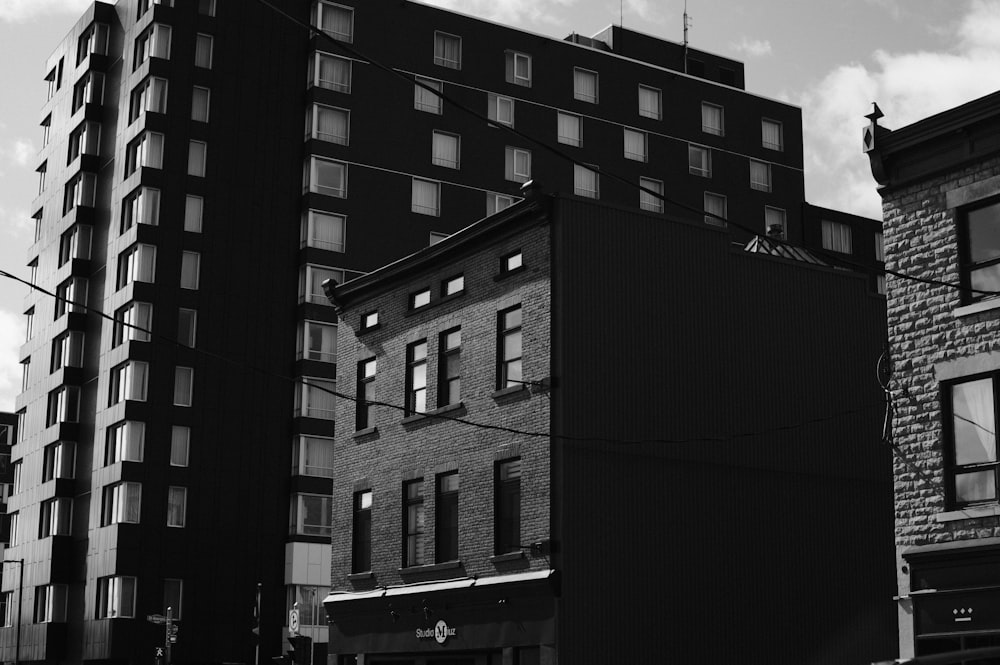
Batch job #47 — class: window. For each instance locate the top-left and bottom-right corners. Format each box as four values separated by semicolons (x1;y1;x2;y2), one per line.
574;164;599;199
51;331;84;372
406;341;428;415
41;115;51;147
306;157;347;197
877;274;887;295
170;426;190;467
198;0;215;15
78;22;109;64
488;94;514;127
302;210;345;252
184;195;203;233
309;104;349;145
410;289;431;310
411;178;440;216
130;77;168;123
46;68;56;100
117;243;157;288
191;86;210;122
167;487;187;527
163;579;183;620
300;265;344;304
557;112;582;147
21;358;30;392
58;224;92;266
180;251;201;289
960;200;1000;301
875;232;885;262
704;192;727;227
101;482;142;525
505;50;531;86
64;173;97;213
122;187;161;231
188;140;207;177
312;52;352;93
110;361;149;404
42;441;75;482
765;206;787;239
194;33;213;68
436;472;459;562
37;162;47;195
356;358;376;430
97;576;136;618
821;220;853;254
299;320;337;362
293;436;334;477
0;592;10;627
434;31;461;69
54;277;88;318
403;479;425;567
430;232;449;245
38;498;72;538
361;311;379;330
135;24;171;69
46;386;80;426
72;71;104;112
432;131;460;169
126;131;165;175
945;375;1000;507
68;121;100;162
623;128;647;162
106;421;145;464
702;103;724;136
762;118;783;151
688;145;711;177
314;1;353;42
505;147;531;183
487;193;516;216
295;378;337;420
7;513;17;547
443;275;464;297
495;458;521;554
352;490;371;572
33;210;42;242
573;68;598;103
497;305;522;388
638;85;662;120
749;160;771;192
291;493;333;537
414;77;442;114
138;0;174;17
503;251;523;273
113;301;153;346
287;586;329;626
173;366;194;406
438;328;461;407
639;177;664;213
34;585;67;623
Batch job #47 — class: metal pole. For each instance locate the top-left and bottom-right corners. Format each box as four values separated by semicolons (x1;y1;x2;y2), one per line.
255;583;261;665
165;606;173;665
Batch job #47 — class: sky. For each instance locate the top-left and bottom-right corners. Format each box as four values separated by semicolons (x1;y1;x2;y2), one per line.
1;0;999;410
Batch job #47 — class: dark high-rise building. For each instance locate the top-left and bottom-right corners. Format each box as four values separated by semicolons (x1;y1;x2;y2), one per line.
7;1;882;664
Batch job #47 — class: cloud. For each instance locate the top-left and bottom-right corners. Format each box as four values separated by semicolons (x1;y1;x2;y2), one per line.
1;139;35;167
0;309;24;412
419;0;577;30
0;205;32;237
795;0;1000;219
0;0;92;22
730;37;772;57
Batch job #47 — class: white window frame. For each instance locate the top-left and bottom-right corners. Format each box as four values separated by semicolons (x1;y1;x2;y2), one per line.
488;94;514;127
34;584;68;623
184;195;203;233
299;320;338;362
749;159;771;192
293;435;336;478
487;193;516;216
411;178;441;216
194;33;213;69
295;378;337;420
506;50;531;87
414;77;443;114
314;1;354;42
431;131;460;169
821;220;853;254
187;140;207;177
762;118;784;151
433;31;462;70
557;112;582;147
505;147;531;183
306;157;347;198
173;366;194;406
704;191;728;227
130;77;168;123
113;301;153;346
170;426;190;467
701;102;724;136
126;131;164;175
312;52;352;93
97;576;137;618
300;265;345;304
106;420;145;464
574;164;599;199
110;361;149;404
123;186;161;231
623;128;648;162
102;482;142;525
573;67;598;103
309;104;349;145
290;493;334;536
688;145;711;177
639;177;664;213
167;486;187;527
191;86;210;122
181;251;201;290
302;210;346;252
638;85;662;120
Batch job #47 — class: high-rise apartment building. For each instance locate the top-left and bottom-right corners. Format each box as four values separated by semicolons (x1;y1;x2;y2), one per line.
8;1;882;664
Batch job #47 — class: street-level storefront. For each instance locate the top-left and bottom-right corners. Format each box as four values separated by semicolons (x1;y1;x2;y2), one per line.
324;571;556;665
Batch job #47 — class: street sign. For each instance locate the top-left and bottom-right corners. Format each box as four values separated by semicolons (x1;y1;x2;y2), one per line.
147;614;167;624
155;647;165;657
288;608;300;636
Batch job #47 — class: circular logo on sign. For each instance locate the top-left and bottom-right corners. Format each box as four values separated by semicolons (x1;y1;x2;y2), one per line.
434;619;449;645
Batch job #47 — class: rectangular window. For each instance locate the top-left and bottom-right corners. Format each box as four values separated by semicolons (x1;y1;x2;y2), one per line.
432;131;460;169
488;94;514;127
436;472;459;562
178;308;196;347
173;366;194;406
487;193;516;216
438;328;461;407
765;206;786;239
306;157;347;197
638;85;662;120
960;200;1000;302
7;513;17;548
557;112;582;147
352;490;372;572
309;104;349;145
46;386;80;426
109;361;149;404
505;50;531;86
0;592;10;627
167;486;187;527
42;114;51;147
443;275;464;297
37;162;47;195
503;251;523;273
299;265;344;304
187;140;207;177
198;0;215;15
122;186;161;231
170;426;190;467
573;67;598;103
573;164;599;199
72;71;105;112
762;118;783;151
54;277;88;318
34;584;67;623
875;232;885;262
688;145;711;177
302;210;345;252
356;357;376;430
42;441;75;482
411;178;440;216
749;160;771;192
406;341;428;415
702;102;724;136
495;458;521;555
106;420;145;465
96;576;136;618
184;195;203;233
101;482;142;525
38;498;73;538
505;147;531;183
361;311;379;330
314;1;354;42
821;220;853;254
194;33;213;68
135;23;171;69
117;243;157;288
434;31;462;69
181;251;201;289
291;493;333;537
623;128;647;162
300;320;337;362
403;479;425;567
68;120;100;162
191;86;210;122
293;435;334;477
414;77;443;114
63;172;97;213
295;378;337;420
58;224;92;266
497;305;522;388
287;585;330;626
113;301;153;346
945;375;1000;507
704;192;727;227
50;331;84;372
639;177;664;213
129;76;168;122
163;579;183;620
312;52;352;92
126;131;165;175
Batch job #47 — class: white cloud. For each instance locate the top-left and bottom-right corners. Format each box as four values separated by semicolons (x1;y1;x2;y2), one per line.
0;0;92;22
0;309;24;412
2;139;35;167
419;0;576;29
795;0;1000;219
0;205;32;236
730;37;772;57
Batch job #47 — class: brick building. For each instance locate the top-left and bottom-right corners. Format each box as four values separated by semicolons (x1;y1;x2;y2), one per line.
325;191;895;665
866;90;1000;658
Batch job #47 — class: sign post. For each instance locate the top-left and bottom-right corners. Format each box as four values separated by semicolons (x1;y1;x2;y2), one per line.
165;606;174;665
288;605;300;637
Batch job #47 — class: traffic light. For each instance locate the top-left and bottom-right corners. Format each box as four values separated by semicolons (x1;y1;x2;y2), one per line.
287;635;312;665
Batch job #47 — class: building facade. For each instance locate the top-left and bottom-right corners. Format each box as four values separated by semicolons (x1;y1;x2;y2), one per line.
866;91;1000;658
326;192;896;665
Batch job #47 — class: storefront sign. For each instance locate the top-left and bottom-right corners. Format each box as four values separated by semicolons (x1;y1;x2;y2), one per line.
416;619;457;645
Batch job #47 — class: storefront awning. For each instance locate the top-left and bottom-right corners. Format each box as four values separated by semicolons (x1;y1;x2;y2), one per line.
323;569;555;605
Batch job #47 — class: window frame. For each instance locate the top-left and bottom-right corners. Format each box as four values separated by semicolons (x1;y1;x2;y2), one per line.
573;67;599;104
405;340;428;415
488;94;514;127
414;76;443;114
505;147;532;183
704;191;728;227
352;490;372;572
701;102;724;136
314;1;354;42
573;164;599;199
688;145;711;177
505;50;531;87
557;112;582;148
431;131;461;169
438;327;461;408
497;305;523;389
403;479;425;567
821;219;853;254
639;177;664;213
356;357;376;431
638;85;662;120
762;118;784;151
495;458;521;555
942;373;1000;509
411;178;441;216
435;472;459;563
623;128;648;162
749;159;772;192
433;31;462;70
958;198;1000;303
